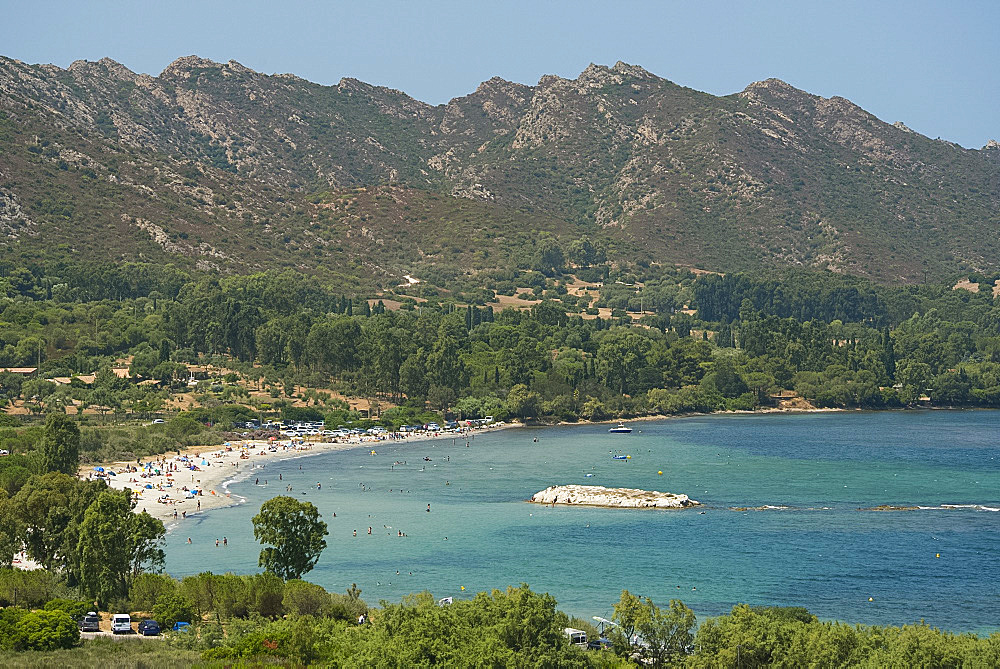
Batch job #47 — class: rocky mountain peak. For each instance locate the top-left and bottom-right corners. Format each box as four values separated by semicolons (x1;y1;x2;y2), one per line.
67;57;137;81
611;61;655;79
159;55;225;79
474;76;531;96
741;78;809;97
984;139;1000;150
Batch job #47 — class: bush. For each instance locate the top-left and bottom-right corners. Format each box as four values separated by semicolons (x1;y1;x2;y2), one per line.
13;609;79;650
43;598;90;620
327;585;367;622
0;568;58;608
152;591;196;630
282;580;330;617
128;572;178;611
0;607;27;650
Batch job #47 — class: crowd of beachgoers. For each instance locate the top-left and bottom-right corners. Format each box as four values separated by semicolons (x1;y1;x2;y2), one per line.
84;422;513;523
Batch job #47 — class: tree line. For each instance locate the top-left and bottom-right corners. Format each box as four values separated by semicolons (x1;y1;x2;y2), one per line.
2;261;1000;437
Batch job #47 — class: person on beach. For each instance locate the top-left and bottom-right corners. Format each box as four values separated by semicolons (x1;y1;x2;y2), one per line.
187;537;192;544
353;530;357;536
216;539;219;547
223;537;227;546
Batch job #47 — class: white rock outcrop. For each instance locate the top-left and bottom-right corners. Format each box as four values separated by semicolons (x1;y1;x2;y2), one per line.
529;485;699;509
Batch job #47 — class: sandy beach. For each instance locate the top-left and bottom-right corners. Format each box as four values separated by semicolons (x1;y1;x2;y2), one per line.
82;423;517;526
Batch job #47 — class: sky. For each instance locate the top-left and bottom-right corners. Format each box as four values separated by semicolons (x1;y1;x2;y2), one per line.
1;0;996;148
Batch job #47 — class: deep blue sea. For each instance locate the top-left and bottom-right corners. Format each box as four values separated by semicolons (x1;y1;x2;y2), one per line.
163;411;1000;633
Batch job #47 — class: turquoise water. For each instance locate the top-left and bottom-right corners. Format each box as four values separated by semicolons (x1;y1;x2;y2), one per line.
164;411;1000;633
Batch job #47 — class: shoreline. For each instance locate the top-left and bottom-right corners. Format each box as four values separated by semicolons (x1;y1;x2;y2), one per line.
547;403;999;428
84;406;995;525
83;422;519;526
551;406;844;427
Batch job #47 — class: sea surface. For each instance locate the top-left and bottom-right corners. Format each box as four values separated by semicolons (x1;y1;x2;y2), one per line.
163;410;1000;633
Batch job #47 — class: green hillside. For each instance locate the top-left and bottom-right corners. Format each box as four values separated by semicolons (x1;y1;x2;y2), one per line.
1;56;998;285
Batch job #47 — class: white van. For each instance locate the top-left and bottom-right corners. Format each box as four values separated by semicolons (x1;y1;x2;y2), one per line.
111;613;132;634
564;627;588;647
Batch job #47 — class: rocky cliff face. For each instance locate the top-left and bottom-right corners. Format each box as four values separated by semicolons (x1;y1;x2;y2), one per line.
0;55;997;282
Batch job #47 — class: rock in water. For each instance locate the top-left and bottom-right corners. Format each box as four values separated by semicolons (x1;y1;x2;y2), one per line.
529;485;699;509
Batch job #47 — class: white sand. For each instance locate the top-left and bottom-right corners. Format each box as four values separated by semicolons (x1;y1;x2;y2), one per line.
82;423;516;525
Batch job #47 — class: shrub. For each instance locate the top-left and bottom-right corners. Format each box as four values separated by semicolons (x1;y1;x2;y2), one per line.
128;572;178;611
152;591;196;630
43;598;90;620
14;609;79;650
327;586;367;623
0;568;58;608
283;580;330;617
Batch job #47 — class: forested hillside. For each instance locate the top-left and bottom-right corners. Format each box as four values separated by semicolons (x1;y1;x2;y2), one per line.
1;56;998;284
2;261;1000;464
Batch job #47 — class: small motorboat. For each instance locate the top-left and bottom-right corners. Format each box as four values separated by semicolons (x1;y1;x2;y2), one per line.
608;422;632;434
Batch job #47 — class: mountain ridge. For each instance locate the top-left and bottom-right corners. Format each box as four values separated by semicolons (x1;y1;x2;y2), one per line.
0;54;997;285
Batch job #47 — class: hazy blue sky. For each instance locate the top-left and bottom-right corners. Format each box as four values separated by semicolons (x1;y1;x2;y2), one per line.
2;0;996;148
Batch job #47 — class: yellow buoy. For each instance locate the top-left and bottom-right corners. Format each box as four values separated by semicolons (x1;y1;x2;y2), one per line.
626;455;631;459
658;471;663;475
868;597;873;602
460;586;465;591
936;553;940;558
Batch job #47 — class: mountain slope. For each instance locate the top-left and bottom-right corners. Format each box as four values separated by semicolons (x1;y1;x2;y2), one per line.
0;55;997;284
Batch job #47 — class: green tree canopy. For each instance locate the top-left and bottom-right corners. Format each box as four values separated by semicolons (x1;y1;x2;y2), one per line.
41;413;80;475
77;489;165;606
252;496;328;580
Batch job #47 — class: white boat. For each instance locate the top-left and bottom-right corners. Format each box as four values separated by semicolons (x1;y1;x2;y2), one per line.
608;422;632;433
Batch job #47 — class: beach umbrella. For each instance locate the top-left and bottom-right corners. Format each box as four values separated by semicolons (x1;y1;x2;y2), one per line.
93;466;104;472
107;471;116;476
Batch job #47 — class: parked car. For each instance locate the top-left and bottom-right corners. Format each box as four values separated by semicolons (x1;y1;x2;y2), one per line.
172;621;191;632
78;612;100;632
111;613;132;634
137;619;161;636
588;637;613;651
